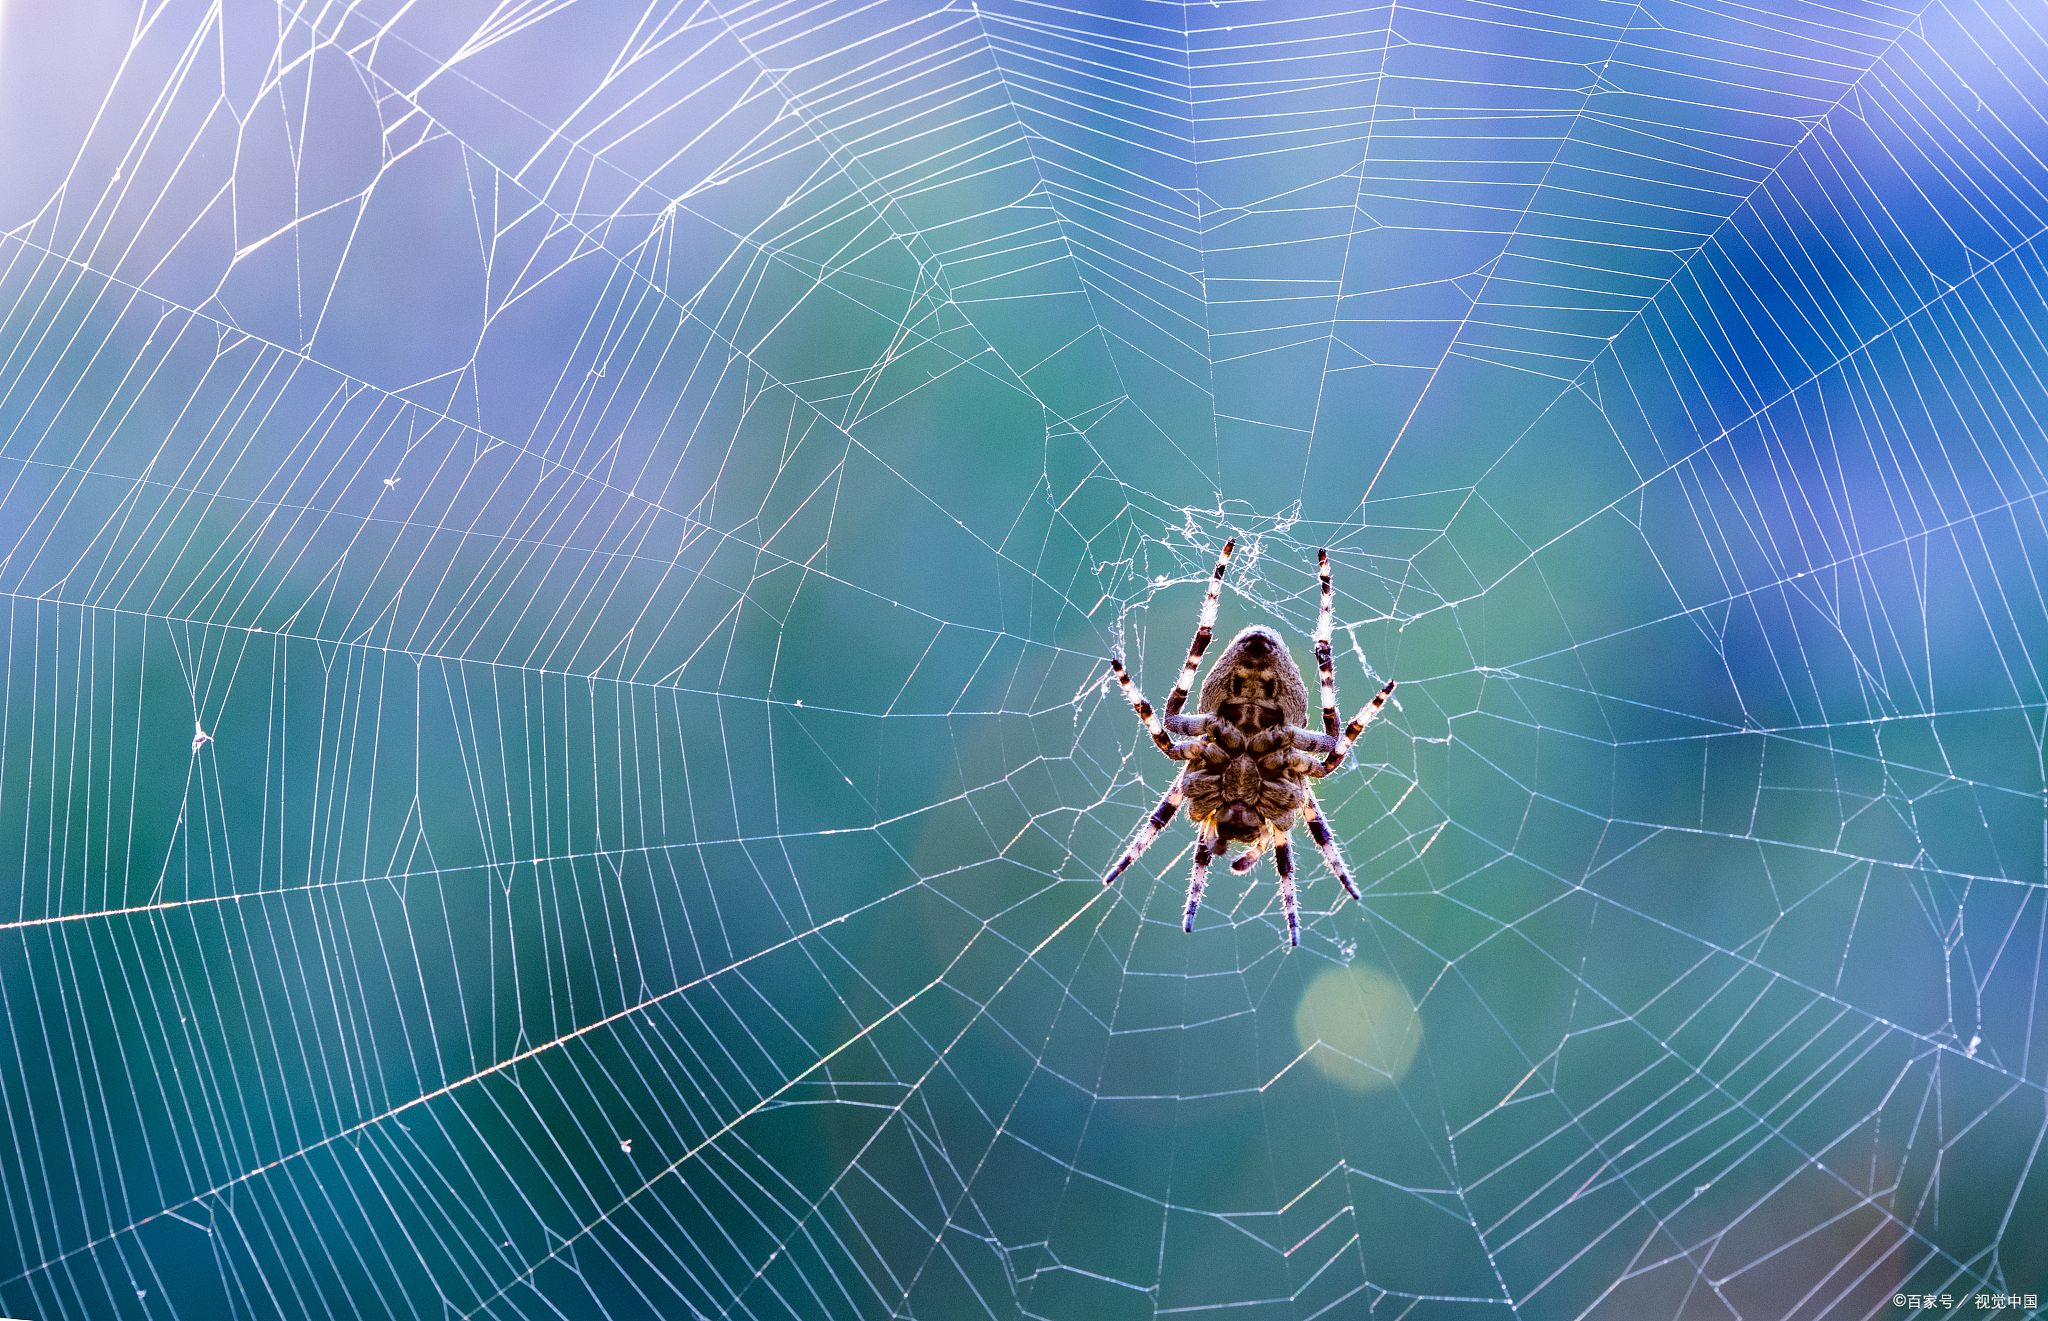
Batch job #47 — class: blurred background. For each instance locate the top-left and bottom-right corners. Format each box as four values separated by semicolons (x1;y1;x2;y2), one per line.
0;0;2043;1316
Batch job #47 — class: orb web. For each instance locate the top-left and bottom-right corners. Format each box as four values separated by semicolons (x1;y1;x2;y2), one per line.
0;1;2043;1318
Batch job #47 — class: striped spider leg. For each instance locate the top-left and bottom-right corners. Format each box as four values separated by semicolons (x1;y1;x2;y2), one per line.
1164;538;1235;718
1315;549;1341;741
1300;787;1360;902
1101;538;1234;881
1272;837;1300;945
1183;830;1216;933
1217;824;1304;943
1103;770;1186;886
1315;679;1396;776
1313;548;1397;776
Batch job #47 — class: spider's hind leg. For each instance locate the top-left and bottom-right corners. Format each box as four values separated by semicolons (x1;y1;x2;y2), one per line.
1183;832;1217;933
1301;789;1361;902
1274;838;1300;947
1105;773;1186;886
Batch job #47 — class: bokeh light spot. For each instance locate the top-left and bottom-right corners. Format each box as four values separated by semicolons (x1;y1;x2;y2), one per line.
1294;962;1422;1093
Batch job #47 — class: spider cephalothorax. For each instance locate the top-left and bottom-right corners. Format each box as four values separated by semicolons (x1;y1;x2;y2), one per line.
1105;541;1394;946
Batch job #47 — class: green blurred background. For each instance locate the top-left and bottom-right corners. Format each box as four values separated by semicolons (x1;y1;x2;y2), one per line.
0;0;2042;1317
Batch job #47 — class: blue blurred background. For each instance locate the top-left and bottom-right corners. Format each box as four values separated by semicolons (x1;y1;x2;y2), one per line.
0;0;2043;1316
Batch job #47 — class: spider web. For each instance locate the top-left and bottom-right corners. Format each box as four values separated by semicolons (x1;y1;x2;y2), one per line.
0;0;2043;1317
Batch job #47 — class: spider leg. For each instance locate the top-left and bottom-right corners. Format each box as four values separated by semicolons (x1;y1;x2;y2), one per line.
1274;838;1300;947
1104;773;1186;885
1182;832;1216;933
1315;549;1340;741
1316;680;1395;775
1301;788;1361;902
1163;539;1236;718
1109;656;1187;759
1230;827;1269;875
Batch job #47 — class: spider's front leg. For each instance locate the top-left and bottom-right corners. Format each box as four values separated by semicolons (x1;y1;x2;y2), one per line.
1164;539;1236;719
1312;549;1396;776
1315;549;1341;741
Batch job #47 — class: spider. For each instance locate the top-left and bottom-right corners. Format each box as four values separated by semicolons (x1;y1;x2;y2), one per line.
1104;540;1395;947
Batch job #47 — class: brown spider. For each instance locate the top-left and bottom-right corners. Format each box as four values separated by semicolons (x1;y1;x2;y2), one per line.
1105;540;1395;946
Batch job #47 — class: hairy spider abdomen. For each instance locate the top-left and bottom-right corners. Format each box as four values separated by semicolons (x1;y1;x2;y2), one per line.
1198;626;1308;728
